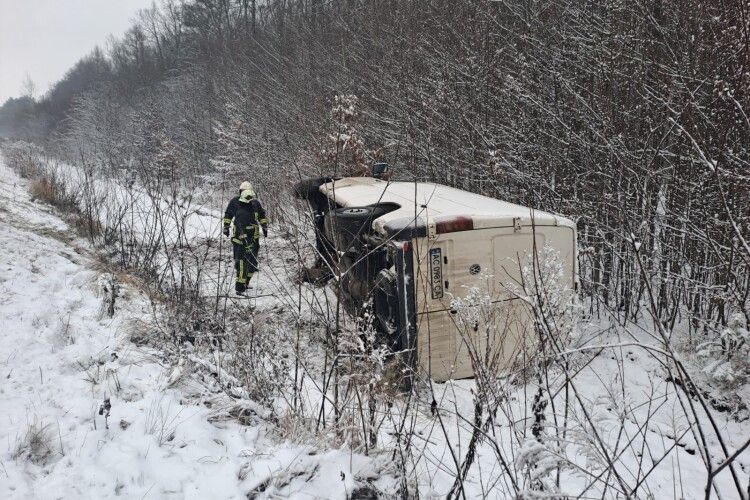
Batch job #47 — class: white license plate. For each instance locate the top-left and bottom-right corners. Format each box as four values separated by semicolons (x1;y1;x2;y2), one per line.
429;248;443;299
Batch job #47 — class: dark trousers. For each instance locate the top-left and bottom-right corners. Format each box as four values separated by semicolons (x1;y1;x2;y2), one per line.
233;241;258;291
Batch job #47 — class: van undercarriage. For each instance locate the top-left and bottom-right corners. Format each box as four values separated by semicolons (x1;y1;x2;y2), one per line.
294;177;417;360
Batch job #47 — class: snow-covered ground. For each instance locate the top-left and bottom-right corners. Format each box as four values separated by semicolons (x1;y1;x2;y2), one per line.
0;157;387;499
1;148;748;499
32;154;291;309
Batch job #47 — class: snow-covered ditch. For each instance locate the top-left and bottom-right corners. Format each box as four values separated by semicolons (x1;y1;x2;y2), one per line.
0;156;391;499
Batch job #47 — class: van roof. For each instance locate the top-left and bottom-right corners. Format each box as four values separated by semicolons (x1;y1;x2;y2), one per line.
319;177;575;238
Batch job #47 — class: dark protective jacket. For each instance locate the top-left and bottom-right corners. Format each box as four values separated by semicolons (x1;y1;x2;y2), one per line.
223;196;241;229
224;196;268;239
229;198;268;244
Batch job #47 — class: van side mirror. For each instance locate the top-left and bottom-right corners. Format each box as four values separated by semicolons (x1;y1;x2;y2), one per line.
372;162;390;179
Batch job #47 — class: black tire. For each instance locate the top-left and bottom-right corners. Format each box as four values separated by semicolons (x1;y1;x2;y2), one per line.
325;206;374;251
325;203;400;252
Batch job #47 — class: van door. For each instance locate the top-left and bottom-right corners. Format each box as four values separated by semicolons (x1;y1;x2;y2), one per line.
436;231;547;379
415;230;496;381
416;309;459;381
487;232;546;370
413;237;458;381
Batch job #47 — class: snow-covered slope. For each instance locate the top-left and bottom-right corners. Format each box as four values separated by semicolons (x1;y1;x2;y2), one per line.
0;158;387;499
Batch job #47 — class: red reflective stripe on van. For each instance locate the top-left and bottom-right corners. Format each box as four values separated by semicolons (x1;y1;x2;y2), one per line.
435;216;474;234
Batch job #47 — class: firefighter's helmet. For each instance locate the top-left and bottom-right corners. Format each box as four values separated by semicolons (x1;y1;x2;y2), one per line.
240;181;253;192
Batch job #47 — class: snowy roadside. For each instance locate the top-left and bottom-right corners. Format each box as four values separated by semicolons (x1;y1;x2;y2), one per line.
15;152;301;311
0;157;389;499
2;144;747;499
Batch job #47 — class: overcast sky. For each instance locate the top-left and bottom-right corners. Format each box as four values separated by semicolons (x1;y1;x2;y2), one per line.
0;0;155;104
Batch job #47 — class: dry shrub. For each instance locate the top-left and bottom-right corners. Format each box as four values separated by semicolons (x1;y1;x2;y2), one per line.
127;318;156;347
145;395;184;446
221;313;290;405
373;357;408;400
69;213;102;239
12;420;54;464
29;177;56;204
29;176;101;240
1;142;44;178
89;260;152;296
276;410;322;446
30;176;79;214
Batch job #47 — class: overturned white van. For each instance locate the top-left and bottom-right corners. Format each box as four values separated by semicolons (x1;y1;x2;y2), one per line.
295;176;577;382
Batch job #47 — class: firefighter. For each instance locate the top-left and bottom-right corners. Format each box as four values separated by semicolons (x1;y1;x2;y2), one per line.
222;181;254;236
224;184;268;294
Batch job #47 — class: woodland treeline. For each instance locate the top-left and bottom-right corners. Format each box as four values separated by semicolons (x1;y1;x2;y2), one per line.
1;0;748;332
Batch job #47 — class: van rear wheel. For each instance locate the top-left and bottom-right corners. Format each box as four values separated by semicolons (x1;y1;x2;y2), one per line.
325;206;376;252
